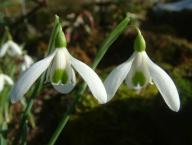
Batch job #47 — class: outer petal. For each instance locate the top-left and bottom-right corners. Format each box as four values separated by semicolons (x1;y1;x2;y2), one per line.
10;53;55;103
9;41;22;56
144;52;180;112
0;42;9;57
0;75;5;92
125;52;151;90
104;53;135;101
24;55;34;68
70;56;107;104
52;65;76;94
3;74;14;85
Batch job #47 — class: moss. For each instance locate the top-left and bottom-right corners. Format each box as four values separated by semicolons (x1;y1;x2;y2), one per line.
144;31;192;65
172;61;192;105
75;68;158;113
60;65;192;145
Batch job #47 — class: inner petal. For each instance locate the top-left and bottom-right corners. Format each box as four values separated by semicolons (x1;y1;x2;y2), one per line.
49;49;68;84
132;71;146;86
125;52;151;90
52;65;77;94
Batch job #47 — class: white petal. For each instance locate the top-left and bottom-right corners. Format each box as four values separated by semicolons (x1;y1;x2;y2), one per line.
2;74;14;85
125;52;151;89
8;41;22;56
70;56;107;104
51;49;67;70
144;52;180;112
10;53;55;103
21;64;27;72
24;55;34;68
49;49;67;82
104;53;135;101
0;42;9;57
0;75;5;92
52;66;76;94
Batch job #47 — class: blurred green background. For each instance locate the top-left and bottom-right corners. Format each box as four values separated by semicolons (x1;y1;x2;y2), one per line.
0;0;192;145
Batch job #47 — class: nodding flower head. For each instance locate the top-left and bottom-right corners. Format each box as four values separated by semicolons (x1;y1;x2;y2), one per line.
10;25;107;104
104;28;180;112
0;40;22;57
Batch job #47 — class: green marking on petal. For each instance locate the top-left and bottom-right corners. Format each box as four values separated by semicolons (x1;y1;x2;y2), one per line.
132;71;146;86
61;70;68;84
52;69;68;84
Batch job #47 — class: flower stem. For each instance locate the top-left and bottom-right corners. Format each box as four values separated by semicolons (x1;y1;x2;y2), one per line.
47;15;131;145
12;79;42;145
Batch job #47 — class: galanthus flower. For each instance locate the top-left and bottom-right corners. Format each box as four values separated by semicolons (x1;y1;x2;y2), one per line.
0;73;14;93
10;26;107;104
0;40;22;57
21;54;34;72
104;28;180;112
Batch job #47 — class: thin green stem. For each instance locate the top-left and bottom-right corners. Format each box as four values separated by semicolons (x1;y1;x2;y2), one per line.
47;15;131;145
12;79;42;145
47;83;86;145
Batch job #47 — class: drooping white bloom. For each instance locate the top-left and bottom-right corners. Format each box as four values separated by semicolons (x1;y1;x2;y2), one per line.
0;74;14;92
10;27;107;104
21;54;34;72
0;40;22;57
104;28;180;112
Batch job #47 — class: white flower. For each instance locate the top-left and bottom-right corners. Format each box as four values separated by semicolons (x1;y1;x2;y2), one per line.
0;40;22;57
21;54;34;72
10;26;107;104
104;29;180;112
0;74;14;92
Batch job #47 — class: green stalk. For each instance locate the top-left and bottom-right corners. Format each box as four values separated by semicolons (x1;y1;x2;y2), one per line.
12;15;60;145
47;15;131;145
0;59;17;145
0;122;7;145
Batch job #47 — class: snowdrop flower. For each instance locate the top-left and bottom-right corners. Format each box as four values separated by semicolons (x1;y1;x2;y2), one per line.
10;26;107;104
0;40;22;57
0;74;14;93
21;54;34;72
104;28;180;112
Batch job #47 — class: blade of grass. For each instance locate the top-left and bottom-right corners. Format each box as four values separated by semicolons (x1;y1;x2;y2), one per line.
12;15;60;145
47;15;131;145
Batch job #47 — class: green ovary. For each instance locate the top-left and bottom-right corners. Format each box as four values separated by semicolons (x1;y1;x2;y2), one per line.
132;71;146;86
52;69;68;84
134;28;146;52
